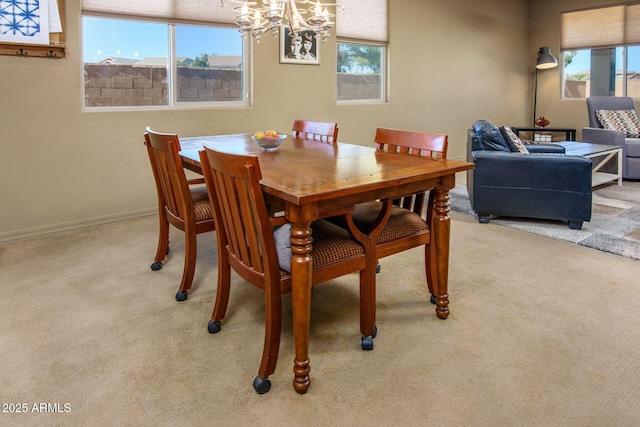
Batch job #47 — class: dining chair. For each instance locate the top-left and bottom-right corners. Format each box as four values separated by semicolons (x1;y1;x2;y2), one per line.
199;147;377;394
144;128;216;302
334;127;448;303
291;119;339;147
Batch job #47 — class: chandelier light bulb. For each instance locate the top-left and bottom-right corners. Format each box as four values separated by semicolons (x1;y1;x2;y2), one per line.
220;0;343;42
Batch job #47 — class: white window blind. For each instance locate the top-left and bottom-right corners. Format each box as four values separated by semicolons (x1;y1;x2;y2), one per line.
81;0;237;25
562;3;640;50
336;0;388;44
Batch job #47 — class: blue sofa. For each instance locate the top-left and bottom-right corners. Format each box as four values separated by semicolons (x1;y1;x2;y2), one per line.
467;120;593;230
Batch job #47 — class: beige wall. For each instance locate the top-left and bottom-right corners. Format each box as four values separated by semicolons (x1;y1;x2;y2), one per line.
1;0;531;241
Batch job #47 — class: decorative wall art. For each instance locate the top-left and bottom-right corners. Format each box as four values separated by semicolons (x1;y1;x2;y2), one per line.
279;26;320;65
0;0;51;45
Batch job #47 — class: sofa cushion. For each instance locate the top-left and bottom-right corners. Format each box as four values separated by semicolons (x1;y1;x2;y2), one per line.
499;125;529;153
595;109;640;138
472;120;511;152
626;138;640;158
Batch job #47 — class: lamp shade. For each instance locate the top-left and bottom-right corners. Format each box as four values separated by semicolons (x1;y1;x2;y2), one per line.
536;46;558;69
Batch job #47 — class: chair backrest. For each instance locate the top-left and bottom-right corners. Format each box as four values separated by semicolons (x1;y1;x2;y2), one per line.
374;127;449;215
586;96;636;128
144;127;194;226
199;147;280;283
291;119;339;147
374;127;448;159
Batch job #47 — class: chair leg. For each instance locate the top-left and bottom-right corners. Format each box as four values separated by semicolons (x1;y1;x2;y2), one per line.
425;243;437;304
211;250;231;322
151;213;170;270
256;280;283;393
176;226;197;302
425;193;437;304
359;257;377;351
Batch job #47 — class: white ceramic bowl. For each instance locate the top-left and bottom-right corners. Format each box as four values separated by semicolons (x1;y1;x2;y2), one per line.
251;134;287;151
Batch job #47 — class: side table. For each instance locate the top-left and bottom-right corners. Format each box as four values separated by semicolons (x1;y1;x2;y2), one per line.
512;127;576;142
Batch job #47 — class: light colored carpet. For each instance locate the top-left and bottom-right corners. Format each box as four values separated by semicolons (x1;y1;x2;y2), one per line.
1;213;640;426
450;181;640;261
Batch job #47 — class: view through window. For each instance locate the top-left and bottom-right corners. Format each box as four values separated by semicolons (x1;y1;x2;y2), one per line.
337;42;386;102
82;16;246;109
563;46;640;99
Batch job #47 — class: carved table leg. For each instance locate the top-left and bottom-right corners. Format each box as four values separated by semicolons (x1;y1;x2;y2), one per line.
290;219;313;394
432;185;451;319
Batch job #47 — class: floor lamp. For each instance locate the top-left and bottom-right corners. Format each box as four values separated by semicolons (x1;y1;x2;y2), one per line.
533;46;558;126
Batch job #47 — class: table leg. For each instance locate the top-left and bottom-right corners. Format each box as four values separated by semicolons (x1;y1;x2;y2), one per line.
617;148;623;186
290;218;313;394
432;184;452;319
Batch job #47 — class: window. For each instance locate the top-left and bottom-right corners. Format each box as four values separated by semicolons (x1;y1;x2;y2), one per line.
81;1;247;109
563;47;640;98
337;42;385;102
336;0;388;103
561;3;640;99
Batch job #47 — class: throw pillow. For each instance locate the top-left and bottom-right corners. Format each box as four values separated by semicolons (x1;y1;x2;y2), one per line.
273;223;292;272
595;109;640;138
472;120;511;152
499;125;530;153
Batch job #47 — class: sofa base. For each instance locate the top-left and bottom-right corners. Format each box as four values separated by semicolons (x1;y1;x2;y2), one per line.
476;213;584;230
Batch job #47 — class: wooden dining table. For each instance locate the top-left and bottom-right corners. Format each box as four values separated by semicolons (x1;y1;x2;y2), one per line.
179;133;474;394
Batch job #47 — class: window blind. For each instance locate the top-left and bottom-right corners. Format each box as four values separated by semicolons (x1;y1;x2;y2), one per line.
336;0;388;44
81;0;237;25
562;3;640;50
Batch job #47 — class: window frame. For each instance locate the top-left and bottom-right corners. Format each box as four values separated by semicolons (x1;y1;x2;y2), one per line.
562;45;640;99
335;0;388;104
336;40;388;105
561;3;640;99
80;13;251;111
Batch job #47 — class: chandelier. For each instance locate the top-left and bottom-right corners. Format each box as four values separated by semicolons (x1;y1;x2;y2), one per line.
220;0;344;42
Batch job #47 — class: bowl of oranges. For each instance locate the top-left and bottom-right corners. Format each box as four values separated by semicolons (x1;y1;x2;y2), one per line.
251;130;287;151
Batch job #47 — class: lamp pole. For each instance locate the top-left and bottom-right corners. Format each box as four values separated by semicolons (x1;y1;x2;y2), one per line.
533;68;539;126
533;46;558;126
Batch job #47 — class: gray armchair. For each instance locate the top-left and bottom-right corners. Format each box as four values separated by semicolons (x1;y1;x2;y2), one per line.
582;96;640;179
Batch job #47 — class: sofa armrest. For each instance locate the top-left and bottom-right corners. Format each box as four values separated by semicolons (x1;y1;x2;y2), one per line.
472;151;592;192
525;144;565;154
582;127;626;146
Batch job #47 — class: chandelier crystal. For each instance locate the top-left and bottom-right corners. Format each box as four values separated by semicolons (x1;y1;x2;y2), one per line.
220;0;344;42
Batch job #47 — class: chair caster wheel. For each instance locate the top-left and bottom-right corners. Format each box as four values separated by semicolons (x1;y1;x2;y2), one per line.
253;376;271;394
151;262;162;271
430;294;436;305
208;320;221;334
362;327;376;350
362;335;374;350
375;264;381;274
175;291;188;302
